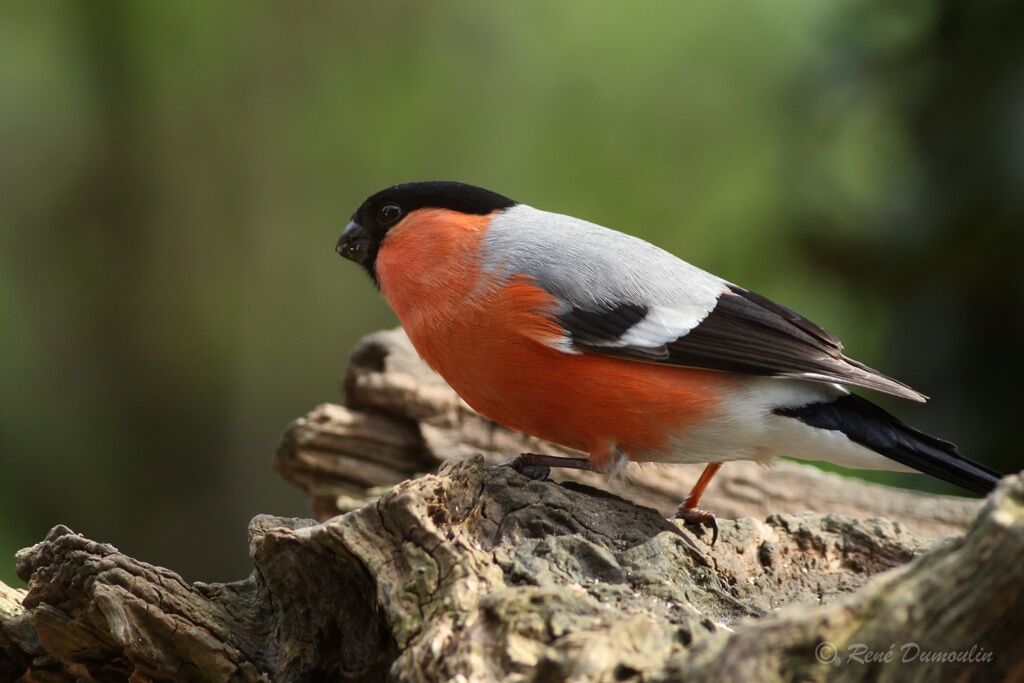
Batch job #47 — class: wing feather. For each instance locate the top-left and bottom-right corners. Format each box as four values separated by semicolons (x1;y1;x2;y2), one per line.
562;285;926;402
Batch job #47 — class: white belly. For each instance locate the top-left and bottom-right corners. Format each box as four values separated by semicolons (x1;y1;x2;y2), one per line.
645;377;913;472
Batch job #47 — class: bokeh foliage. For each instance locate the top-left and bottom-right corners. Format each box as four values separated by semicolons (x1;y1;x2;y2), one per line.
1;1;1020;584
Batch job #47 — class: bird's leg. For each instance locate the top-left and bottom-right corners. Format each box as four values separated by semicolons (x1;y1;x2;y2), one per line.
675;462;723;545
500;452;596;481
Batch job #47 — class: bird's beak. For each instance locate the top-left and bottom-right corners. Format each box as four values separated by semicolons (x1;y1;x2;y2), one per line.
336;221;371;265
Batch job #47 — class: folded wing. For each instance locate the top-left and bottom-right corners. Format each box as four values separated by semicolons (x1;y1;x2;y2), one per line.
560;284;926;402
482;204;926;402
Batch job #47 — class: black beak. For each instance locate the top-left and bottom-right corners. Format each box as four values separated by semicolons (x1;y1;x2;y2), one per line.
336;221;371;265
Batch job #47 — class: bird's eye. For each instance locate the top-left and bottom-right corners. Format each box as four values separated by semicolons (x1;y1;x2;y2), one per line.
377;203;403;226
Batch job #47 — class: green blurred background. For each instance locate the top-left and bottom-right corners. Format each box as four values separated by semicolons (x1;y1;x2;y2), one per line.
2;1;1021;586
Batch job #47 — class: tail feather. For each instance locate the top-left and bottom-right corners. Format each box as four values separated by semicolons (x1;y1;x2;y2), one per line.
775;394;1001;496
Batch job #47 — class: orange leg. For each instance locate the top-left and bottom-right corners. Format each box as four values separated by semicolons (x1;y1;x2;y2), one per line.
675;462;723;545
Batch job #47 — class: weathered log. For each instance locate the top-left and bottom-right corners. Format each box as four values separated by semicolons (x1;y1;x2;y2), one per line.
2;328;1018;682
1;458;1021;682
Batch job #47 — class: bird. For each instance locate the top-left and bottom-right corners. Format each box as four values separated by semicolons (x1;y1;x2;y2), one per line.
336;180;1002;543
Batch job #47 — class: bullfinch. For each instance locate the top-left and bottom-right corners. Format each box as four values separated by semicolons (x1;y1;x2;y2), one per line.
336;181;1001;542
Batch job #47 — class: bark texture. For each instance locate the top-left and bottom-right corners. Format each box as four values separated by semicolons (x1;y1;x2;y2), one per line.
1;329;1019;683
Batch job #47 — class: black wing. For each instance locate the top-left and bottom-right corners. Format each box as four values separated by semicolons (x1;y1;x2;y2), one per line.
559;284;926;402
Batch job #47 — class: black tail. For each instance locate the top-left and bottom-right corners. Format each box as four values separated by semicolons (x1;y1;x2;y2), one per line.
776;394;1002;496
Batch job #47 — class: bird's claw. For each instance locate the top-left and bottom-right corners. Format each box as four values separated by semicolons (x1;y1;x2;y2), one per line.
498;456;551;481
675;506;720;546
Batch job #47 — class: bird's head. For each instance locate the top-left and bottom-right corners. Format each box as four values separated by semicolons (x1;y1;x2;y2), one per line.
337;181;515;284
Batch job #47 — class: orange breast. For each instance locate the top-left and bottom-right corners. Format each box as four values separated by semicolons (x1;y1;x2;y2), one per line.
375;209;728;468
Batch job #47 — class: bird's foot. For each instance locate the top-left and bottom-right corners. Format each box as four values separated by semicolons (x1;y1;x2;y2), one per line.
675;506;720;546
498;452;596;481
498;454;551;481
